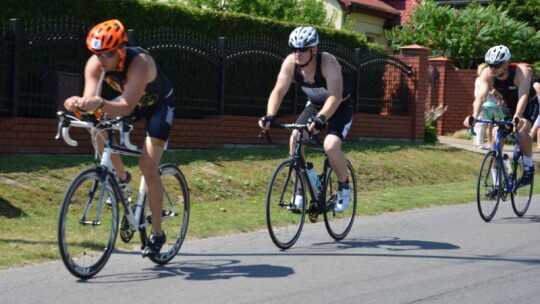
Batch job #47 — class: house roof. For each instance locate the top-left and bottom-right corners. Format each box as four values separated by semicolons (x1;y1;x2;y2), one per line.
383;0;422;24
338;0;400;19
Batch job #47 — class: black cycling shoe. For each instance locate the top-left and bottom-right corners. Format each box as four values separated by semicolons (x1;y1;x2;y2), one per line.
142;232;166;258
485;187;499;200
518;165;534;187
119;171;131;189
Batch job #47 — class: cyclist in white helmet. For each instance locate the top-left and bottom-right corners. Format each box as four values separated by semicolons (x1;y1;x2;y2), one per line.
259;26;353;212
464;45;538;186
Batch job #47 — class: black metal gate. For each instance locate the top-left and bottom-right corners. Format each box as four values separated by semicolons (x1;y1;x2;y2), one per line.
0;17;413;119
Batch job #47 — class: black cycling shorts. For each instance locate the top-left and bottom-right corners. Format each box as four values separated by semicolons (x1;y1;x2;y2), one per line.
131;94;175;142
296;99;353;140
522;100;539;124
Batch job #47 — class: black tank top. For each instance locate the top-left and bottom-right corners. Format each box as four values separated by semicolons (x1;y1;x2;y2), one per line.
293;53;350;107
103;47;173;109
492;64;536;114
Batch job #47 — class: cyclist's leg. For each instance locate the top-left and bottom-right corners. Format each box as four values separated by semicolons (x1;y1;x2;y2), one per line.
519;101;538;159
518;119;533;158
324;135;347;181
92;128;129;181
518;102;538;185
141;102;174;256
291;104;318;156
325;100;353;183
140;137;166;235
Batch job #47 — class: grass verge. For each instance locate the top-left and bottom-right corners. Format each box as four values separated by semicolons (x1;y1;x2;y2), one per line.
0;140;537;270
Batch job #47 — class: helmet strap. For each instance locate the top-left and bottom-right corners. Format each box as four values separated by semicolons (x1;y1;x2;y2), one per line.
299;49;315;68
114;47;126;71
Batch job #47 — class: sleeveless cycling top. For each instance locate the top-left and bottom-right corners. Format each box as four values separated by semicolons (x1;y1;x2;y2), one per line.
293;53;350;107
103;47;173;110
492;63;536;115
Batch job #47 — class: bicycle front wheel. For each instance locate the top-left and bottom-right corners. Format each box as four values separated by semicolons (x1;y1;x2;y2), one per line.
477;151;501;222
511;154;533;217
57;168;119;279
149;164;190;265
324;160;357;240
266;160;306;250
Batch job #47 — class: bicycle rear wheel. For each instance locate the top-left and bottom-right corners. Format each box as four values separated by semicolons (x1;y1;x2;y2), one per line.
511;154;533;217
57;168;118;279
266;160;306;250
477;151;501;222
324;160;357;240
148;164;190;264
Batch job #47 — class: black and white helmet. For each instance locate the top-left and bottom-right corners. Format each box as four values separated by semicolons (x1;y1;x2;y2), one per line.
288;26;319;48
485;45;511;65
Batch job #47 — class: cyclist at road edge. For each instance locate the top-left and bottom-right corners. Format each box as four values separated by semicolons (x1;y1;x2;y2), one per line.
464;45;538;187
258;26;353;212
63;19;175;257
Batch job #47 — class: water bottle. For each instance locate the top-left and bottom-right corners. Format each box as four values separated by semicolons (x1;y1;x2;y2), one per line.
503;153;511;173
306;162;321;189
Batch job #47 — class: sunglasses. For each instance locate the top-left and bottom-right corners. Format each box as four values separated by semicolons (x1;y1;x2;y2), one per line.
291;47;310;53
97;50;116;59
487;62;504;69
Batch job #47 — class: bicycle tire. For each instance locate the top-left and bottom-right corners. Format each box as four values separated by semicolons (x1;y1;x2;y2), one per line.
477;151;501;222
266;160;306;250
57;168;119;279
324;160;357;240
148;164;190;265
511;154;533;217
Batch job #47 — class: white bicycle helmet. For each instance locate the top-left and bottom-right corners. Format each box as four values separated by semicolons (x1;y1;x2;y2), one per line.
288;26;319;48
484;45;511;65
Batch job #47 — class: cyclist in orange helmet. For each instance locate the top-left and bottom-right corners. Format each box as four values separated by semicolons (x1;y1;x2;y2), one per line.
64;19;175;257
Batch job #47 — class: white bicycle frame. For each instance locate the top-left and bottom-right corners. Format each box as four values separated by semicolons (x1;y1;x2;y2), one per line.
56;112;150;232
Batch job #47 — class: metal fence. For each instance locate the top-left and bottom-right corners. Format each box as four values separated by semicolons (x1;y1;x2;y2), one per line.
0;17;413;119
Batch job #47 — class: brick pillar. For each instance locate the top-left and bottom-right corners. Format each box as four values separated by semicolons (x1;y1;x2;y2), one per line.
428;57;452;135
400;45;430;141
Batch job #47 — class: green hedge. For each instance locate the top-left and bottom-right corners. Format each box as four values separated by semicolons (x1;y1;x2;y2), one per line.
1;0;374;51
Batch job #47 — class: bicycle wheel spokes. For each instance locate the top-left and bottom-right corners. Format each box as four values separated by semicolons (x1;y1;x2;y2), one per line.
511;155;533;217
324;160;357;240
266;160;306;250
149;164;190;264
477;152;501;222
58;169;118;279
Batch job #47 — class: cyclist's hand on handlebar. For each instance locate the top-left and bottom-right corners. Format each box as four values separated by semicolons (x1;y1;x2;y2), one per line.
463;115;475;128
307;115;326;134
258;114;275;131
64;96;84;112
513;116;521;128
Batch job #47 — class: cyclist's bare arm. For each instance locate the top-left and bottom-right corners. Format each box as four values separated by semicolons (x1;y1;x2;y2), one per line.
513;64;532;120
261;55;295;129
316;53;343;120
468;67;492;126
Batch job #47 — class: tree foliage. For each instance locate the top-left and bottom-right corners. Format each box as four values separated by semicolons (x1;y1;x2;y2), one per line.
183;0;334;27
386;0;540;69
492;0;540;30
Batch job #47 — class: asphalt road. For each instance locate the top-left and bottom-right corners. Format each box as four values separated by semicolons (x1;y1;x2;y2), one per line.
1;198;540;304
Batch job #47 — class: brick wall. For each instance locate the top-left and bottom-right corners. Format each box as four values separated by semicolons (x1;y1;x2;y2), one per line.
428;57;477;135
0;113;412;154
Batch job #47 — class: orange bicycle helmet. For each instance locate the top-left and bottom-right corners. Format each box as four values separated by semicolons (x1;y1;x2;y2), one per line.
86;19;128;54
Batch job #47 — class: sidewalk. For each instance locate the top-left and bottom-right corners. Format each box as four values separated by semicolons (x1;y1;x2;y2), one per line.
438;135;520;154
438;135;540;159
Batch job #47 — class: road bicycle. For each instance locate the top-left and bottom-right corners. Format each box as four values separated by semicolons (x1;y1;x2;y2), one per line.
55;111;190;279
262;123;357;250
473;117;533;222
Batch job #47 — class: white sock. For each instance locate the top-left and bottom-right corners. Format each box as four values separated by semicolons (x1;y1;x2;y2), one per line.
491;168;499;185
522;156;534;167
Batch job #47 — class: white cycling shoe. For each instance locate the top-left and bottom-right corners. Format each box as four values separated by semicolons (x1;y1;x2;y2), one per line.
335;187;350;213
287;195;303;211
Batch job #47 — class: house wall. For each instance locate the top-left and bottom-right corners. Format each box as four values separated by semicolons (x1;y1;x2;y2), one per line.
347;13;388;45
